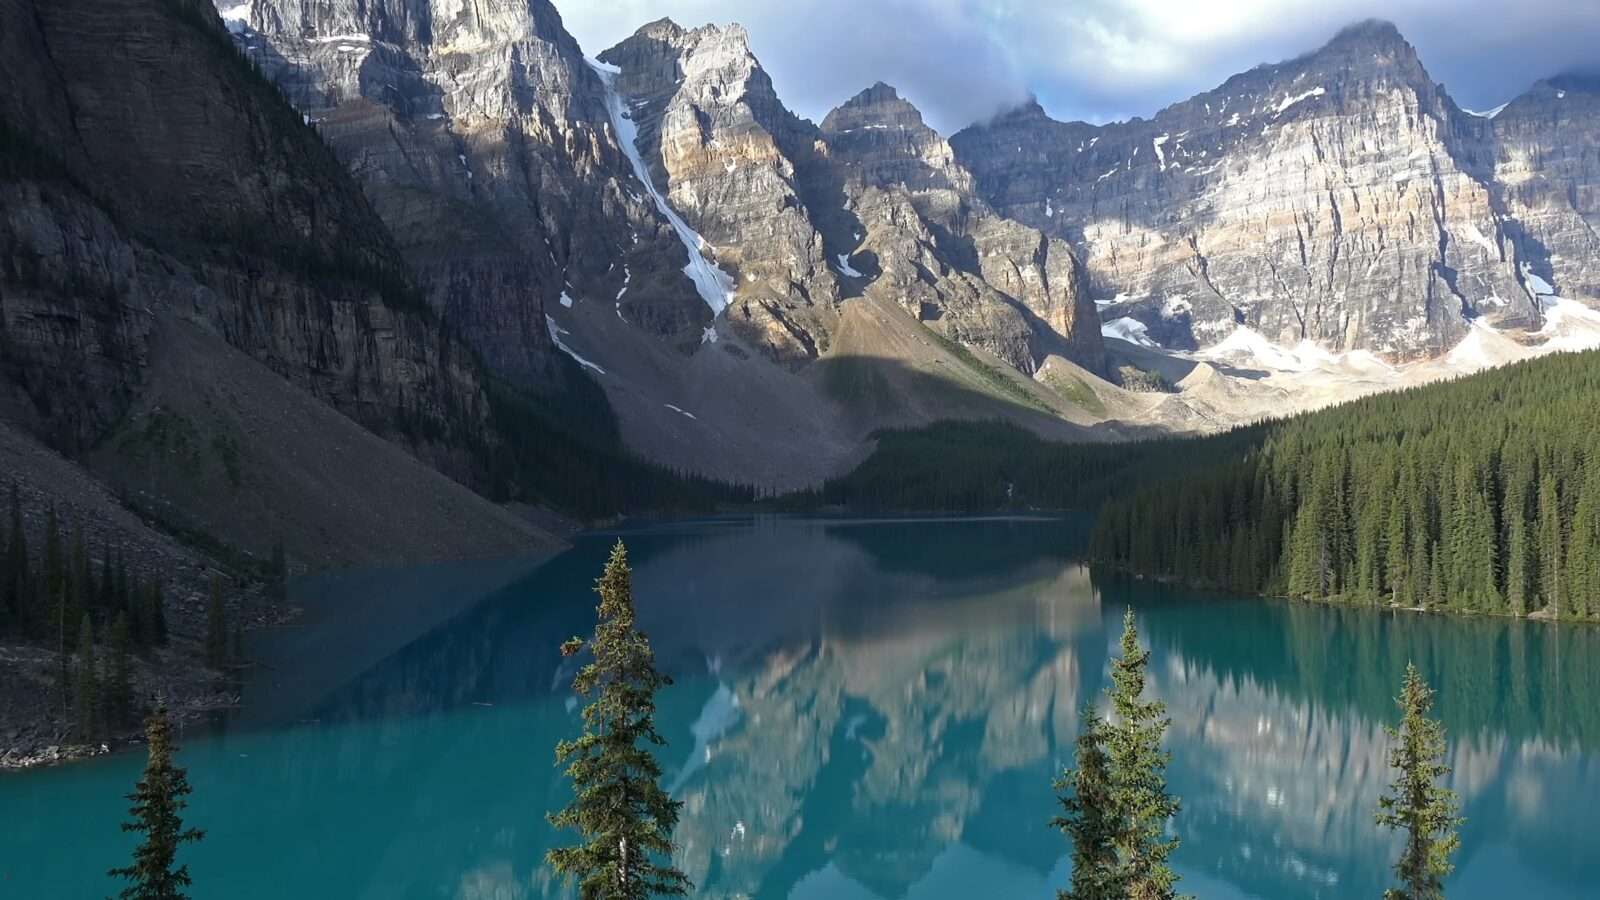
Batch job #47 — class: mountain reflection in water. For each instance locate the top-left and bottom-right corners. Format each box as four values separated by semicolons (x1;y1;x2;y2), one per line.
2;516;1596;900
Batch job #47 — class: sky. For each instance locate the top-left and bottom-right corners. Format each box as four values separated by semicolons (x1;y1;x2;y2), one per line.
555;0;1600;135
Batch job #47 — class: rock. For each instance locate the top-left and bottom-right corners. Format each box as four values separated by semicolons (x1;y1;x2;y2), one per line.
598;23;1106;375
951;20;1542;358
231;0;717;373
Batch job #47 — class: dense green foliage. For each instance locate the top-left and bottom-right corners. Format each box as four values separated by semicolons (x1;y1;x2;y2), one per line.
1092;351;1600;618
1376;665;1462;900
803;420;1259;513
108;704;204;900
2;485;175;741
1054;709;1117;900
548;542;690;899
477;376;754;520
1054;611;1183;900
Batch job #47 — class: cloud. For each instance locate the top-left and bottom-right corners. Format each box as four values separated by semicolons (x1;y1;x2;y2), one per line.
553;0;1600;133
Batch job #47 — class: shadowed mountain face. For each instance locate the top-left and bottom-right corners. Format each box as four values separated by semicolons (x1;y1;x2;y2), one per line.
0;0;560;566
226;0;719;381
9;517;1599;899
950;21;1600;358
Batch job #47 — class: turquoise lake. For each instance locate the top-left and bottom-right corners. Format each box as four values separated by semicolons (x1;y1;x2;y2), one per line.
4;516;1599;898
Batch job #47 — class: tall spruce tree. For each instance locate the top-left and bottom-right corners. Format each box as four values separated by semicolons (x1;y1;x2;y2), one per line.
204;578;226;670
3;482;24;631
1053;707;1118;900
1105;609;1183;900
106;612;136;730
1376;664;1462;900
547;541;689;900
74;613;99;742
108;704;204;900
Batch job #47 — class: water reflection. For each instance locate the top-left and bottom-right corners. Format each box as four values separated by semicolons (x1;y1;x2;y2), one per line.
2;517;1597;900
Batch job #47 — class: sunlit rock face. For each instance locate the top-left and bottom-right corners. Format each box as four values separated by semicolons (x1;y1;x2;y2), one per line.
953;21;1554;358
599;20;840;365
821;85;1105;375
597;22;1107;374
227;0;715;383
1488;74;1600;305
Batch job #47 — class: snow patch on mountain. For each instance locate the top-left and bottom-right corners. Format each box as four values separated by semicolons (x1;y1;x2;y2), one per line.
545;315;606;375
1102;317;1158;347
587;58;735;316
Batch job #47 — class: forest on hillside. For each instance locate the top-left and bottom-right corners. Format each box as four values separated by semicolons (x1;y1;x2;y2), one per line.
1090;351;1600;619
811;350;1600;621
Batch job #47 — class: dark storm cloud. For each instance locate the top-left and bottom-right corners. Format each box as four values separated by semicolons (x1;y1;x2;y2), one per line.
555;0;1600;134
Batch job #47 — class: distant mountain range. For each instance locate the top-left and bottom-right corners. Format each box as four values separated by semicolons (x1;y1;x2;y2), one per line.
2;0;1598;561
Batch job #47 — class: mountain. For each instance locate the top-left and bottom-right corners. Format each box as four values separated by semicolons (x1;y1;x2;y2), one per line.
951;21;1596;360
223;0;720;382
0;0;562;567
597;22;1106;376
10;3;1600;507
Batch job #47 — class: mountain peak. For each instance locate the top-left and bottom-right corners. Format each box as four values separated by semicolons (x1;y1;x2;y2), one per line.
822;82;929;134
636;17;686;38
1328;18;1405;46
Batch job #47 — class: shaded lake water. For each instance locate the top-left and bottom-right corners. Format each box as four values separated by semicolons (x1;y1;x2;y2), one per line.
3;516;1599;898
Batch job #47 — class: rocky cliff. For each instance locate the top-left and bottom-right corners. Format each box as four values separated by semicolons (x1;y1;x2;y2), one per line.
0;0;487;456
598;21;1106;375
0;0;565;563
952;21;1547;358
227;0;721;379
1487;73;1600;305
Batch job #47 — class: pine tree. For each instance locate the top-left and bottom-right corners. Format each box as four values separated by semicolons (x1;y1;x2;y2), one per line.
547;541;690;900
269;540;287;603
1105;609;1183;900
3;482;25;631
108;704;205;899
1376;664;1462;900
106;612;136;730
1537;474;1564;616
204;578;226;670
74;613;100;742
1054;707;1118;900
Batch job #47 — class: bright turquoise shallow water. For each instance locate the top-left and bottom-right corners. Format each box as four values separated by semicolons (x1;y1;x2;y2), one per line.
4;516;1599;899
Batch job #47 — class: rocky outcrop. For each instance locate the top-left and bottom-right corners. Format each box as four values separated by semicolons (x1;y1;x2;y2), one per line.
228;0;718;378
821;84;1104;373
598;23;1106;375
0;0;588;573
1487;73;1600;305
0;0;487;468
600;19;840;365
953;21;1540;358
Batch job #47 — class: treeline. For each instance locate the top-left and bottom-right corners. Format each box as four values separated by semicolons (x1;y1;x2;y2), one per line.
2;486;171;650
1091;350;1600;618
472;375;757;520
794;420;1263;513
1;485;181;740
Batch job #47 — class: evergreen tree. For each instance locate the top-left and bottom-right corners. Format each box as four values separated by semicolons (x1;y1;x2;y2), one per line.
106;612;136;730
547;541;690;900
270;540;288;603
204;578;226;670
1537;475;1564;616
74;613;99;742
108;704;205;899
1053;707;1118;900
3;482;25;631
0;489;7;635
1104;610;1183;900
152;581;169;647
1376;664;1462;900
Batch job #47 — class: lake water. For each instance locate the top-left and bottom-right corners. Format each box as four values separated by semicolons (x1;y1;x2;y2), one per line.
4;516;1599;899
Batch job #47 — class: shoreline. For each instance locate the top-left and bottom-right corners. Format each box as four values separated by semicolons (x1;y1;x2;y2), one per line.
1094;562;1600;626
